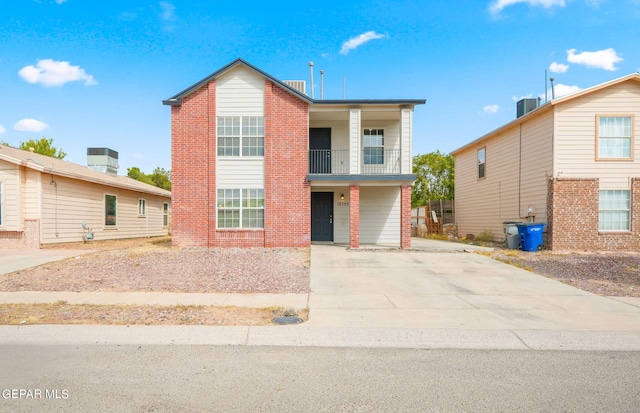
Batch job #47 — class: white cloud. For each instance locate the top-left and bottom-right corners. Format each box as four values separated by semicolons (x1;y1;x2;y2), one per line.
340;31;386;55
18;59;97;87
549;62;569;73
566;48;622;71
14;119;49;132
489;0;565;14
544;83;583;100
483;104;500;114
160;1;176;21
0;125;6;134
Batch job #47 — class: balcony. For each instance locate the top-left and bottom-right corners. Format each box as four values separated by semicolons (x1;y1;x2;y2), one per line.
309;149;402;175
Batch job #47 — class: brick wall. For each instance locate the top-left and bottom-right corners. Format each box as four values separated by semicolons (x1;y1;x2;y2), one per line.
349;185;360;249
0;219;40;249
170;84;212;247
548;178;640;250
400;185;412;248
263;80;310;247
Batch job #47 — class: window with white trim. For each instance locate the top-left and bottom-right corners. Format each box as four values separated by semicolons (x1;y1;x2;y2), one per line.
138;198;146;216
597;116;632;159
363;128;384;165
217;188;264;228
478;147;486;179
599;190;630;231
163;202;169;227
217;116;264;157
105;194;117;227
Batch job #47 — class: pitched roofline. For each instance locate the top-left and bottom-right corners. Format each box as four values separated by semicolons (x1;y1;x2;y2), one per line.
451;72;640;155
0;146;171;198
163;58;313;105
162;58;427;108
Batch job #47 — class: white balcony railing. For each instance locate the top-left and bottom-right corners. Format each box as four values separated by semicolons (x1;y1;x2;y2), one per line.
309;149;402;175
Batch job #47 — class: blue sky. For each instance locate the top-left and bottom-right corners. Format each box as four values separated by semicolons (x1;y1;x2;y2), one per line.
1;0;639;174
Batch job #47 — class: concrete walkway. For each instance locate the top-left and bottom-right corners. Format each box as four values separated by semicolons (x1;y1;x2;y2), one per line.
2;239;640;350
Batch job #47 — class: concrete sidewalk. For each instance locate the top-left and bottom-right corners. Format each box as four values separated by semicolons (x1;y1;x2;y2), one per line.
2;240;640;350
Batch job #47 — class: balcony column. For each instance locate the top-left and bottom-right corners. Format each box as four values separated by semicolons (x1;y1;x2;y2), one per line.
400;184;412;249
400;107;412;174
349;108;361;174
349;185;360;249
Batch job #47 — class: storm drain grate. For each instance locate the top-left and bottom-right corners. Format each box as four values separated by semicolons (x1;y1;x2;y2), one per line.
272;316;304;325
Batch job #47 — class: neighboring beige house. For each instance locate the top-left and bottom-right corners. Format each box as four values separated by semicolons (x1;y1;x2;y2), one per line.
0;145;171;249
452;73;640;251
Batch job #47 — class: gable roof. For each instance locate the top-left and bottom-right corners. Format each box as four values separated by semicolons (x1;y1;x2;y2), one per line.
0;145;171;198
451;73;640;155
163;58;426;107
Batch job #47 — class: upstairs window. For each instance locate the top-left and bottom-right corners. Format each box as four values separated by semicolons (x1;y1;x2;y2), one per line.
597;116;632;159
217;116;264;157
478;147;486;179
363;128;384;165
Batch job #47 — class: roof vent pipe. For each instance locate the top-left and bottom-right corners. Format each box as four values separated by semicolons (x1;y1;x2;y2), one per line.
308;62;314;99
550;77;556;100
320;70;324;100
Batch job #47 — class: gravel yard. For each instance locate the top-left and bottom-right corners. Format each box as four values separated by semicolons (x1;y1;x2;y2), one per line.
0;237;310;294
490;249;640;298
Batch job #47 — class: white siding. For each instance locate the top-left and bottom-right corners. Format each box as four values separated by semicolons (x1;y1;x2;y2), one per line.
217;159;264;188
455;113;553;240
401;108;412;174
0;161;20;230
23;169;40;219
40;175;170;244
554;81;640;189
360;186;400;244
216;66;264;116
349;109;361;174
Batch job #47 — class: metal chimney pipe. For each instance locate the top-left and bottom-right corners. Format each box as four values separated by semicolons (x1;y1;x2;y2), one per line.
550;77;556;100
320;70;324;100
308;62;314;99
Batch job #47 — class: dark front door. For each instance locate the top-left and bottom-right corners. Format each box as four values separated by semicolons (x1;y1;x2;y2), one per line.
311;192;333;241
310;128;331;174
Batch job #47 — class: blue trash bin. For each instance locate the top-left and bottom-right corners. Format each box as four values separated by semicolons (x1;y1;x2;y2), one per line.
516;223;546;252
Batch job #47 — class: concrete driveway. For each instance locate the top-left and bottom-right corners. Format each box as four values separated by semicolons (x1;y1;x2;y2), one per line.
0;249;95;275
307;241;640;331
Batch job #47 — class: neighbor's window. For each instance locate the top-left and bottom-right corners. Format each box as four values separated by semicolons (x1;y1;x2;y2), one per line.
217;188;264;229
478;147;486;179
105;194;117;226
163;202;169;227
363;128;384;165
217;116;264;157
138;199;146;216
599;190;630;231
597;116;632;159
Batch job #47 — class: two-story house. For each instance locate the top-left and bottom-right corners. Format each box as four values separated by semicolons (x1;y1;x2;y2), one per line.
452;73;640;250
163;58;425;248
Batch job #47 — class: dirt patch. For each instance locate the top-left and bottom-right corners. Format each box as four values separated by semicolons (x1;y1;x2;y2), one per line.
490;249;640;297
0;302;308;326
1;237;310;294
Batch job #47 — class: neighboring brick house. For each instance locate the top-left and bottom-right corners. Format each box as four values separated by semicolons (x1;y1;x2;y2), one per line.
163;58;425;248
452;73;640;250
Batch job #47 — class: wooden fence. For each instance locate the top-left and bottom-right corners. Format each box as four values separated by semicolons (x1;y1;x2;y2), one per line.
411;200;455;236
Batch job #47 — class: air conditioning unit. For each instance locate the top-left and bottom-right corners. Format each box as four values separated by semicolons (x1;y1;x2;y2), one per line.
283;80;307;95
517;98;538;118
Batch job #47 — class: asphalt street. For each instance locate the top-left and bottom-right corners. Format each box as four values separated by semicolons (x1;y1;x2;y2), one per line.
1;345;639;412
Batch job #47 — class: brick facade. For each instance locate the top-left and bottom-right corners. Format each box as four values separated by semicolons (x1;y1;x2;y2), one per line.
349;185;360;249
0;219;40;249
400;185;412;249
170;78;311;248
548;178;640;250
263;80;310;247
